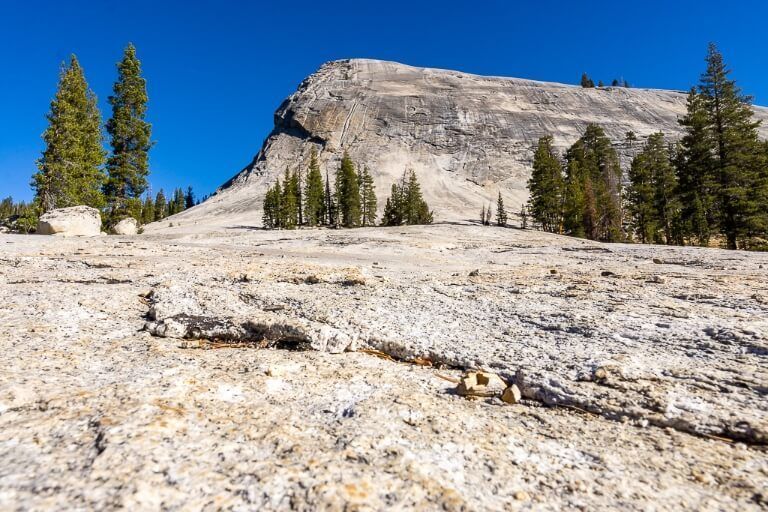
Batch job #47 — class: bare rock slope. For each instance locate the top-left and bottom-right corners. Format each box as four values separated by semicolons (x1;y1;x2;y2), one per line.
1;226;767;510
168;59;768;228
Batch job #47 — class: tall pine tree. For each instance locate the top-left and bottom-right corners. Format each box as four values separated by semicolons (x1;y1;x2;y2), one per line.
676;89;715;246
336;152;361;227
697;43;764;249
304;148;325;226
527;135;564;233
496;191;507;227
563;124;623;242
359;166;378;227
104;43;152;224
32;55;106;212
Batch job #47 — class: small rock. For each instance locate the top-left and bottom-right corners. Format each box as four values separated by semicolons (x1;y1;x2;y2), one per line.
549;269;558;274
305;275;321;284
501;384;522;404
647;275;665;284
653;258;663;264
455;371;507;397
600;270;616;277
514;491;529;501
469;269;480;277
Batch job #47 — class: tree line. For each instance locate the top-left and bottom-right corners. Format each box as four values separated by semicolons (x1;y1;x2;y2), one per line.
580;73;631;89
528;44;768;250
262;149;432;229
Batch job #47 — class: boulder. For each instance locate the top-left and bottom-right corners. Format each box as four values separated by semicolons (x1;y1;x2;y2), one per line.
37;206;101;236
112;218;138;235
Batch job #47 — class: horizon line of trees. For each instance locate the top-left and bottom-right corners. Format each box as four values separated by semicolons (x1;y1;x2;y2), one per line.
528;44;768;251
580;73;631;89
262;149;432;229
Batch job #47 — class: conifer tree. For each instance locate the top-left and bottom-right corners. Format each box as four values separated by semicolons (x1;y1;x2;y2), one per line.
325;172;336;226
580;73;595;88
697;43;765;249
280;168;298;229
32;55;106;212
154;189;167;221
263;181;280;229
626;142;656;243
172;187;185;215
359;166;378;226
562;124;623;242
185;187;195;209
141;193;155;225
104;44;152;224
527;135;565;233
676;89;714;246
496;192;507;227
597;80;604;88
336;152;361;227
402;170;432;224
304;148;325;226
382;183;404;226
627;133;680;244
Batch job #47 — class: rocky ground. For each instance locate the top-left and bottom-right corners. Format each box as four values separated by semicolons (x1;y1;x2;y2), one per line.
1;224;767;510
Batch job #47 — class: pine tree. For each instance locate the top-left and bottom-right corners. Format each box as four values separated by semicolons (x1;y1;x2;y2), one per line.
336;152;361;227
627;133;680;244
402;170;432;224
172;187;185;215
359;166;378;226
185;186;195;209
104;44;152;224
563;124;623;242
304;148;325;226
611;79;620;87
154;189;167;221
626;142;656;243
325;172;336;227
676;89;714;246
280;168;298;229
580;73;595;88
496;192;507;227
141;193;155;224
263;181;280;229
597;80;605;88
698;43;765;249
382;183;404;226
527;135;565;233
32;55;106;212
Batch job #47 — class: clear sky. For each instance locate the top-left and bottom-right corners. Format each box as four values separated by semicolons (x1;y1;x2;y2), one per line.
2;0;767;202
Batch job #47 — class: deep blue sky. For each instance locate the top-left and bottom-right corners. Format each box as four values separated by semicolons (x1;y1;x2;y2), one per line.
2;0;767;202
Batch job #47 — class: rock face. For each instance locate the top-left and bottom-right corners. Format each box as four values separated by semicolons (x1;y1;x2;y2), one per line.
37;206;101;236
169;59;768;227
2;226;767;509
112;218;138;236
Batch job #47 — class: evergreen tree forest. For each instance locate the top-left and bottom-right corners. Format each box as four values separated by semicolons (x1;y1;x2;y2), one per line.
262;153;432;229
528;44;768;250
